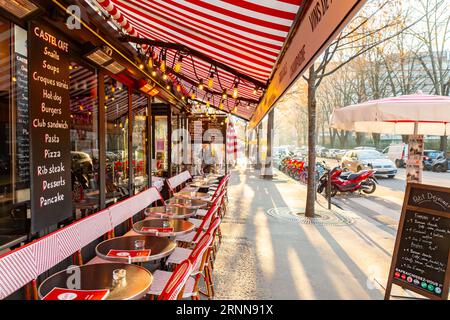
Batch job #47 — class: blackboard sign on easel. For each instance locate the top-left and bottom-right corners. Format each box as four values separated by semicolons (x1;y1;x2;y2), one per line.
385;183;450;300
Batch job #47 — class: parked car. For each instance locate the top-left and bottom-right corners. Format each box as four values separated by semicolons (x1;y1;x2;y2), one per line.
326;149;340;158
431;154;450;172
341;149;397;178
423;150;443;170
383;143;408;168
354;146;376;150
274;146;290;158
335;149;347;160
319;148;329;157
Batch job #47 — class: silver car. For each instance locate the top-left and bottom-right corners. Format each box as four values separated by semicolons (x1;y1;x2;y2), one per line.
341;149;397;178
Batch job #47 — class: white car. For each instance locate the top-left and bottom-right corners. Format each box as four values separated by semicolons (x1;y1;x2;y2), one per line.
383;143;408;168
341;149;397;178
327;149;340;158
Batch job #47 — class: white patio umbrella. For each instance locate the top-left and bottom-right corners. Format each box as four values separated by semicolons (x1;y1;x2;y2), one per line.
330;93;450;135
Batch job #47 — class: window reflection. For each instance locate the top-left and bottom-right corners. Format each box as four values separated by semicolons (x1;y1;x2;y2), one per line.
0;20;29;246
105;77;129;202
154;116;167;176
132;93;148;194
69;62;99;216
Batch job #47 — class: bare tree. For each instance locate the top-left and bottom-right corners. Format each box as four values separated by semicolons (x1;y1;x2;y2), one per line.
303;0;412;217
412;0;450;152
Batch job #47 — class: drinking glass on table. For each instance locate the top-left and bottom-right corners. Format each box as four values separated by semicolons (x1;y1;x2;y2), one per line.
112;268;127;287
134;239;145;250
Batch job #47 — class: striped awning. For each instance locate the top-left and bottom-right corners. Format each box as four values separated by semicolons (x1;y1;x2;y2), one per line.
91;0;303;120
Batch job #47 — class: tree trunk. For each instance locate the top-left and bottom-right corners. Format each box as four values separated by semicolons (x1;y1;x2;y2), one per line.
440;136;448;154
330;128;336;148
321;122;326;146
372;133;381;148
401;135;409;144
355;132;364;146
338;131;349;149
305;66;317;218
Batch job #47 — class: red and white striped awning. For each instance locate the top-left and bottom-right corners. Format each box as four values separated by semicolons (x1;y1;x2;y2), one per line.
91;0;303;120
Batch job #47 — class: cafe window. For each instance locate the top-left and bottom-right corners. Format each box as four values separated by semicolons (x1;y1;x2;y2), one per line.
105;77;129;201
69;62;99;215
154;116;168;176
131;93;148;194
0;20;29;248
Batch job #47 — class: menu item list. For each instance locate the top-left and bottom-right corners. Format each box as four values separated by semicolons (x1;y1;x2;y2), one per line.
29;23;72;233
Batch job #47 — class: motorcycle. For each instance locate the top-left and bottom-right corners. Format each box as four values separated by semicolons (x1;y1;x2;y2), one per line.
317;165;377;197
279;156;293;173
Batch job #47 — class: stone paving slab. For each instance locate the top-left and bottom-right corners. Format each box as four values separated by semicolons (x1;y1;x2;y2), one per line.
212;167;411;300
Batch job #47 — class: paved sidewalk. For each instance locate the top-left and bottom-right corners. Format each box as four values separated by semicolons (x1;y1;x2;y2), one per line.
212;167;403;300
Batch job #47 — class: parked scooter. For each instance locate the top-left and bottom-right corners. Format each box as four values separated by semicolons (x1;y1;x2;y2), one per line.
317;165;377;197
431;155;450;172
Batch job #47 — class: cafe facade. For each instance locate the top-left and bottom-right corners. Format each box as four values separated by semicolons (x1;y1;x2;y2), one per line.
0;0;371;300
0;1;230;254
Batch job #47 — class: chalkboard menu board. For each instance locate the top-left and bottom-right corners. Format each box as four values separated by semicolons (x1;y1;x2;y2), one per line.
15;53;30;189
28;22;72;233
385;183;450;300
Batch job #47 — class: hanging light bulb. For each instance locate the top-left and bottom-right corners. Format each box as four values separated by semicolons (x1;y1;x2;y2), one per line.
176;84;181;92
191;91;196;100
147;56;153;68
166;84;171;90
139;63;144;70
198;79;204;91
174;56;183;73
208;71;214;89
224;117;229;124
181;96;185;101
151;69;157;77
160;51;166;73
206;100;210;108
163;73;168;81
222;89;228;100
233;106;237;113
219;100;224;110
233;82;239;99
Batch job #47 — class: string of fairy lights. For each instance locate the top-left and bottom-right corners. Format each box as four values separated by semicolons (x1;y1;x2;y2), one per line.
136;47;262;120
90;0;265;121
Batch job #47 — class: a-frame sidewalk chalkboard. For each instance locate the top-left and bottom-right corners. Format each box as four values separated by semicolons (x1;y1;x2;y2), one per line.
385;183;450;300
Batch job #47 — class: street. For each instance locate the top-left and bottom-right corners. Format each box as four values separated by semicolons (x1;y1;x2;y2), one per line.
303;158;449;232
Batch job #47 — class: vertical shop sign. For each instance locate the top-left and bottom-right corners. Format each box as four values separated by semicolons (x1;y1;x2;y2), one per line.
28;22;72;233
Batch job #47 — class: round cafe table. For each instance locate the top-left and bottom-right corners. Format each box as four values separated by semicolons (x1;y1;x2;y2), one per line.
189;182;215;188
175;191;210;201
167;198;208;209
95;235;176;263
144;206;196;219
38;263;152;300
133;218;195;237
